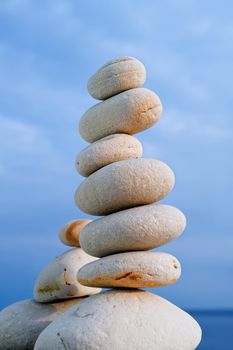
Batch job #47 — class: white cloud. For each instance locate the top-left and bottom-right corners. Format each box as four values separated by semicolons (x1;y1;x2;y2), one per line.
159;109;232;139
0;115;68;180
0;116;51;153
0;42;90;122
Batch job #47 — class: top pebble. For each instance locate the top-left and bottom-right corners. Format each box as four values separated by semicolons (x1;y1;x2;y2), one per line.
87;56;146;100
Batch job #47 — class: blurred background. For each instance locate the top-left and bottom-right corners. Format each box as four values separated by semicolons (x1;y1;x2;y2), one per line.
0;0;232;341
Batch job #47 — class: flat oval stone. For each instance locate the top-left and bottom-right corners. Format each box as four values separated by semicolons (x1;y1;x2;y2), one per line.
76;134;143;177
34;290;202;350
75;158;175;216
87;56;146;100
80;204;186;257
59;219;92;247
77;251;181;288
33;248;101;302
0;298;82;350
79;88;162;142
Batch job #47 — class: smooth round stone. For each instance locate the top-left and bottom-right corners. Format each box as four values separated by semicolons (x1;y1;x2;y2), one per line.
75;158;175;216
0;298;82;350
59;219;92;247
87;56;146;100
34;290;202;350
76;134;143;177
79;88;162;143
77;251;181;288
33;248;101;302
80;204;186;257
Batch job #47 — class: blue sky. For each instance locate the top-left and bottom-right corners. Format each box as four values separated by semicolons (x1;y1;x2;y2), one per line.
0;0;232;310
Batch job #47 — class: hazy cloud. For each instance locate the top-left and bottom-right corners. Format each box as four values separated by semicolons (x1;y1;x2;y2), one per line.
0;0;232;309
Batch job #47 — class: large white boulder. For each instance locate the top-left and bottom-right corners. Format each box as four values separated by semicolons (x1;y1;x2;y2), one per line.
34;289;202;350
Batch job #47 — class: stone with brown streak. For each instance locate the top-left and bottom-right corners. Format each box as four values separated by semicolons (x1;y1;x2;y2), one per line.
77;251;181;288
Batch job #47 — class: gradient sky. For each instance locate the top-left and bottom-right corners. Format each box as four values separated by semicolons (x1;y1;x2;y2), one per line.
0;0;232;310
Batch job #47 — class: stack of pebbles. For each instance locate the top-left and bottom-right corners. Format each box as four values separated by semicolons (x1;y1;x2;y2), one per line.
34;57;202;349
0;220;101;349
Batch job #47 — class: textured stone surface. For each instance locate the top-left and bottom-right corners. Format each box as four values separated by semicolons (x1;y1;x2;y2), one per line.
87;56;146;100
80;204;186;257
75;158;175;216
0;298;82;350
33;248;101;302
34;289;202;350
59;219;92;247
77;251;181;288
76;134;143;177
79;88;162;142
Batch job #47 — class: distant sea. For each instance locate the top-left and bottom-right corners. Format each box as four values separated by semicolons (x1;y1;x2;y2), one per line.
189;310;233;349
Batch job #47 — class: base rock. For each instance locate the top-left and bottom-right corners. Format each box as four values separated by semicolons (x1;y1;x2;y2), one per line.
34;289;201;350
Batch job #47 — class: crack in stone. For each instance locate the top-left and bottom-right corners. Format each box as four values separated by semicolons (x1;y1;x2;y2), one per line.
76;312;94;318
57;332;69;350
63;268;71;286
115;271;155;281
